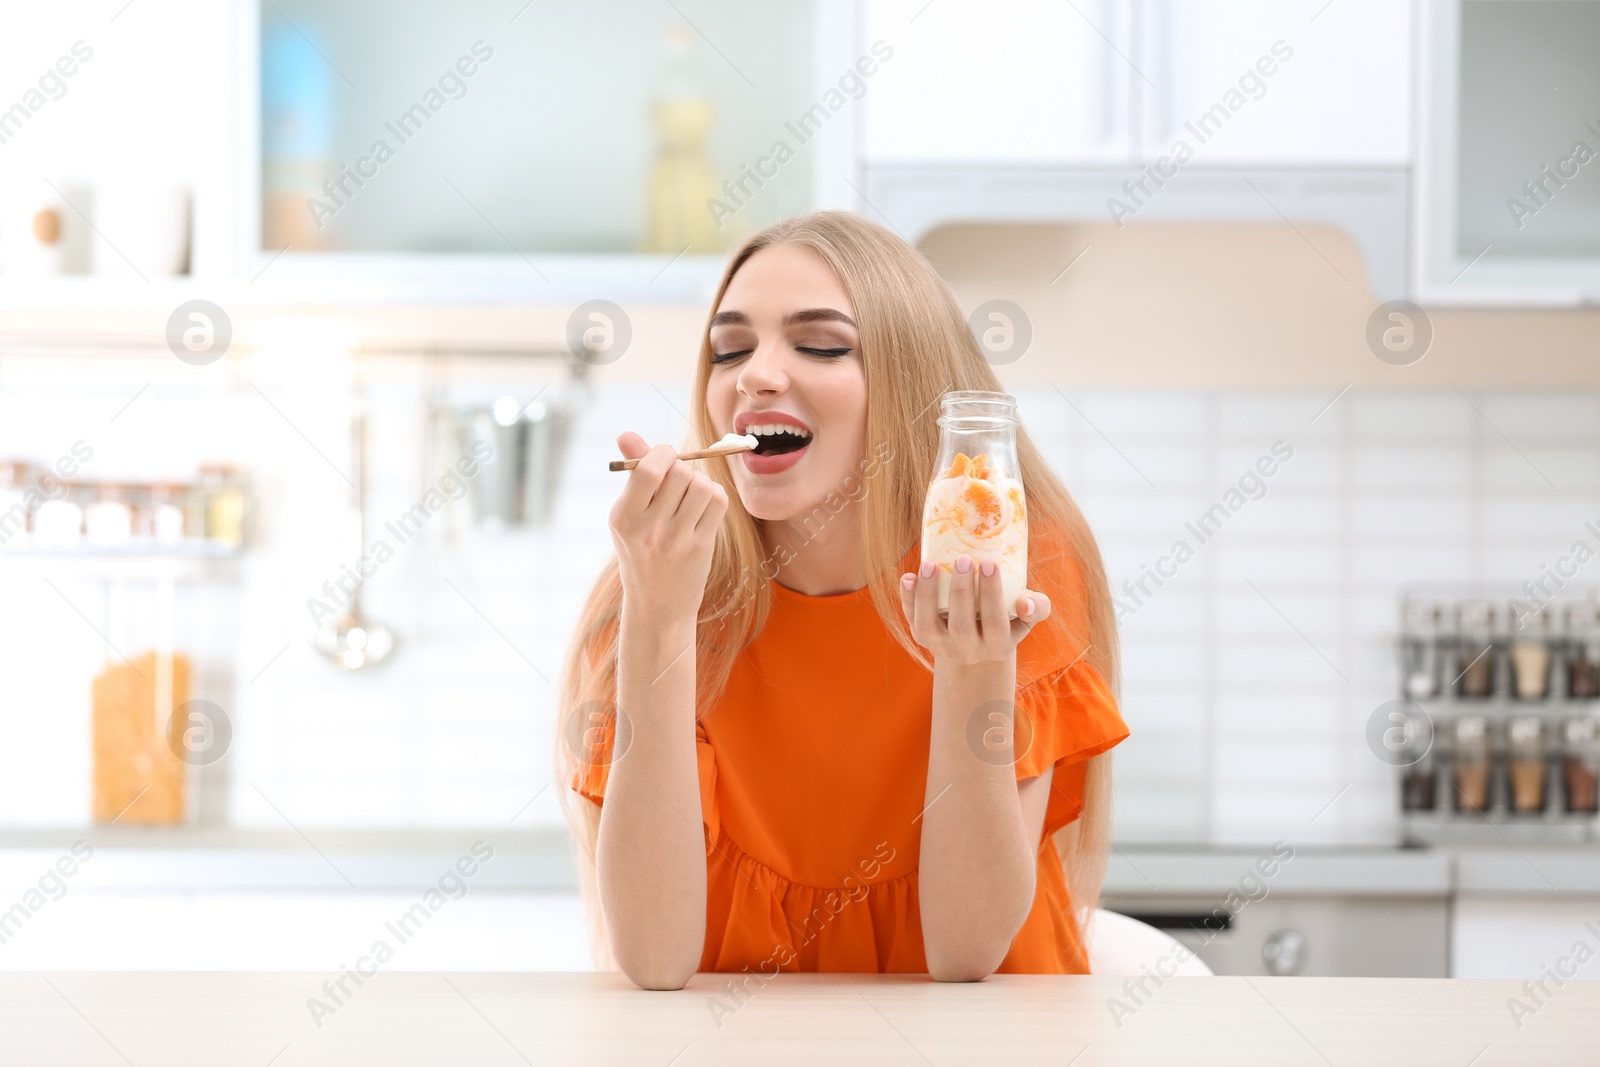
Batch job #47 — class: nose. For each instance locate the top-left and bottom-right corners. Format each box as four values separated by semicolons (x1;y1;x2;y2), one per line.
736;337;787;398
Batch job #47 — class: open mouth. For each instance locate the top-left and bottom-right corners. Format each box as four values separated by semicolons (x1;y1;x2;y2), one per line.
743;423;813;457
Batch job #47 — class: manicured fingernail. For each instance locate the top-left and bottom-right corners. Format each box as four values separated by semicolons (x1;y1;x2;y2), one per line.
954;555;972;574
981;558;997;577
1024;598;1036;618
901;573;916;590
920;559;936;579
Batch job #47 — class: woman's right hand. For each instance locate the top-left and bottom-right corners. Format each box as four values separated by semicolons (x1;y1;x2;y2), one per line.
608;431;729;619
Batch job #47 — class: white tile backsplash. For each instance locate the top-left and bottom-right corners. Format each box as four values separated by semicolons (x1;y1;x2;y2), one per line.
4;377;1598;852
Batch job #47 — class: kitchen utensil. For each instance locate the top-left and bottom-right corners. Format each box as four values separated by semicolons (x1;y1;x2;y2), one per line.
316;409;394;670
449;387;578;526
608;437;756;471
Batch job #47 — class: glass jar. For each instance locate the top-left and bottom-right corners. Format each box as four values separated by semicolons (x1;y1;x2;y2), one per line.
1565;603;1600;700
153;486;188;545
32;491;83;548
920;391;1027;619
1508;605;1553;701
199;464;247;548
1400;598;1443;700
1455;600;1498;699
1506;715;1548;814
1399;711;1437;812
1452;715;1492;812
1561;717;1600;814
0;460;29;547
84;485;133;547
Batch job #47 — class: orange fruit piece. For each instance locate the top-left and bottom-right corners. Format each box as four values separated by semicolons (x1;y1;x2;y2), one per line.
1009;486;1026;522
940;452;971;479
962;479;1002;532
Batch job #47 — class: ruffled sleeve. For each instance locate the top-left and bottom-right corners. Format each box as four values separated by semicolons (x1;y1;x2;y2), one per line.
571;714;721;857
1010;534;1130;837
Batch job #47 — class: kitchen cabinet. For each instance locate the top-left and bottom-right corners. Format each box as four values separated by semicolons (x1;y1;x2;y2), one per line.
1104;894;1451;978
236;0;859;299
858;0;1412;298
861;0;1132;163
1452;896;1600;980
863;0;1411;167
1141;0;1412;164
1416;0;1600;303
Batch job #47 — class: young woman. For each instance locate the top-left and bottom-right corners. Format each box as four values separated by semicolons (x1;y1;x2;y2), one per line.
557;211;1127;990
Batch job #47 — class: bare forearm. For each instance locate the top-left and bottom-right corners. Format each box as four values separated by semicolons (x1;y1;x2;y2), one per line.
919;659;1037;981
595;606;706;989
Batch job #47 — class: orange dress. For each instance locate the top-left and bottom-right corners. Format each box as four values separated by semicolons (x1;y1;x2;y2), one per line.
573;543;1129;975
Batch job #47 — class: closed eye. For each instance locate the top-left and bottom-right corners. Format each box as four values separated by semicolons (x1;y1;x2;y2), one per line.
710;345;852;364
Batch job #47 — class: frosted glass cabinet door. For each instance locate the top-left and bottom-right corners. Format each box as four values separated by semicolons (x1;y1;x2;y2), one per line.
256;0;822;256
861;0;1134;163
1142;0;1411;164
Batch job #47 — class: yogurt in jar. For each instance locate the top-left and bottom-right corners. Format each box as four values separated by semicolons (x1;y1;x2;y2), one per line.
920;451;1027;618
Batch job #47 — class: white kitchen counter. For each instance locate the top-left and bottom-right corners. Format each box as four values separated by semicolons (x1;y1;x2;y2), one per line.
1104;846;1600;897
6;971;1595;1065
0;828;574;892
10;833;1600;896
1104;847;1454;898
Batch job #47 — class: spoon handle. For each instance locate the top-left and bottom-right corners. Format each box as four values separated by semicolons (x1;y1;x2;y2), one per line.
609;442;754;472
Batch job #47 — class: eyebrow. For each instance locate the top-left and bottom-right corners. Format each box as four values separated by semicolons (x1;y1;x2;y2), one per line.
708;308;857;329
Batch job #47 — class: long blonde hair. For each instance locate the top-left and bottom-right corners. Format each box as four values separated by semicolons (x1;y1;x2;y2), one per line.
556;210;1119;972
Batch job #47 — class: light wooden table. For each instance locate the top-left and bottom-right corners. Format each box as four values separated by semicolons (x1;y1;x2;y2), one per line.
5;972;1596;1065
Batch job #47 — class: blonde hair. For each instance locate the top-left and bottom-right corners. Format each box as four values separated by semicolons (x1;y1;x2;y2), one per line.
556;210;1119;972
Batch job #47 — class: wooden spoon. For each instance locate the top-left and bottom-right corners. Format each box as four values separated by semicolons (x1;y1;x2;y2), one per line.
609;440;756;472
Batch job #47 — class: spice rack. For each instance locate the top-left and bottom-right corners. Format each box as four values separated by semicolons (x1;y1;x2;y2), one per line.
1395;589;1600;845
0;460;249;556
0;457;249;828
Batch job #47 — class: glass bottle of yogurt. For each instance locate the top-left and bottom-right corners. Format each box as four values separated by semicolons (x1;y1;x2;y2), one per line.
920;390;1028;619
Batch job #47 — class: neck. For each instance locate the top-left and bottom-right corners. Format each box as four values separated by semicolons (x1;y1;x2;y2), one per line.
761;507;869;596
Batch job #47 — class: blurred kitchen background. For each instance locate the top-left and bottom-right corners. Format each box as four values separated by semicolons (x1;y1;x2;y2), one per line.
3;0;1600;980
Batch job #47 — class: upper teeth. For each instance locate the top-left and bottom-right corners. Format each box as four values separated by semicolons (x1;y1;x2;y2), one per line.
746;423;811;438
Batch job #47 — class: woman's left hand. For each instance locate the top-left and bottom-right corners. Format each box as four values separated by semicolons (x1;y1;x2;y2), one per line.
899;555;1052;668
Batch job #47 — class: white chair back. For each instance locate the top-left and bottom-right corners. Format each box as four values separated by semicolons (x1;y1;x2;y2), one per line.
1083;908;1215;977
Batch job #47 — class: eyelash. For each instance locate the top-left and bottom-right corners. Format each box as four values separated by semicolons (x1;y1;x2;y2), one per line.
710;345;852;365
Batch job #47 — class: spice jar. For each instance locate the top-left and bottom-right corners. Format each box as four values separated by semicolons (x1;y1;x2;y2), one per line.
920;391;1027;619
1506;716;1548;814
1561;717;1600;814
32;494;83;548
1455;601;1498;699
1565;604;1600;700
1400;712;1437;812
0;460;29;547
148;485;188;545
200;464;247;548
1508;606;1553;701
1452;716;1492;812
84;485;133;547
1401;599;1444;700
